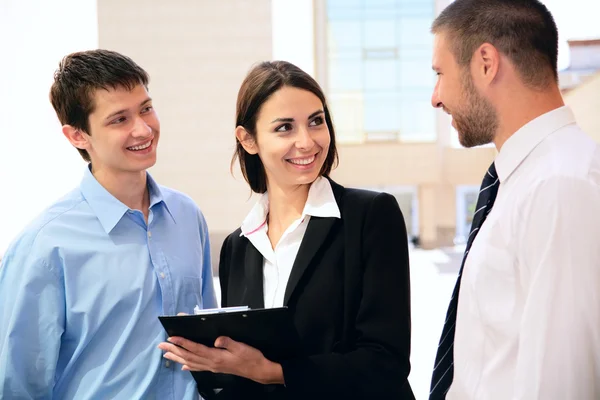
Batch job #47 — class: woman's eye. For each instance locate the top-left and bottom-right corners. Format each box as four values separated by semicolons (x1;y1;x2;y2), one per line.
309;116;324;126
275;123;293;133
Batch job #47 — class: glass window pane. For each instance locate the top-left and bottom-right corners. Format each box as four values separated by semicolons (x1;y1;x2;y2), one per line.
365;59;398;90
399;99;436;141
364;49;397;59
455;186;480;243
398;48;433;63
364;19;396;48
328;55;363;91
368;0;396;7
327;0;363;20
327;0;361;10
393;192;415;234
399;60;434;88
328;20;362;49
398;18;434;47
397;1;433;17
365;8;398;19
364;91;400;132
324;0;437;143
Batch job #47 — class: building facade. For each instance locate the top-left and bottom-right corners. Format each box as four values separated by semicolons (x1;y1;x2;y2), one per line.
95;0;599;267
96;0;496;264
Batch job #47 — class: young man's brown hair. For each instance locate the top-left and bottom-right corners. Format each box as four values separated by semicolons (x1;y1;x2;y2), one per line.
49;49;149;162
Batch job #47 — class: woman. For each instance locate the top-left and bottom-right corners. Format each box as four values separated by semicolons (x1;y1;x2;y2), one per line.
159;61;414;399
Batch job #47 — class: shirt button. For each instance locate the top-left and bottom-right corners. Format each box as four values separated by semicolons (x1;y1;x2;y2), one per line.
165;360;171;368
147;231;152;238
160;272;165;279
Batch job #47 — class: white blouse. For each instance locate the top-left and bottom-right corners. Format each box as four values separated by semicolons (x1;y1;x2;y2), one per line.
239;177;341;308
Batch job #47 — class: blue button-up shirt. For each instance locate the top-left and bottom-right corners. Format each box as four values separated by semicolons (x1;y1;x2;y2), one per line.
0;167;217;399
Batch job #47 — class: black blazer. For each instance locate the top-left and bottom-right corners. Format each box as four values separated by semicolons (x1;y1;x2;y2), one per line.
205;179;414;399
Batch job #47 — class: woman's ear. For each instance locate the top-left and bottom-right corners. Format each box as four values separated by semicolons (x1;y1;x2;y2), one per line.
235;126;258;155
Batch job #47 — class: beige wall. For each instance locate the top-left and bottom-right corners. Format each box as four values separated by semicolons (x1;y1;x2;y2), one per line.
98;0;272;268
96;0;498;253
332;144;495;186
564;72;600;142
331;141;495;248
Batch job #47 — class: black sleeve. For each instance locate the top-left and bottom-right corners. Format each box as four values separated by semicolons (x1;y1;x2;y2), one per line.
195;234;251;399
280;192;414;399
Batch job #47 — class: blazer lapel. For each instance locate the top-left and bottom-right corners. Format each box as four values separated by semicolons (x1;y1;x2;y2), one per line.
244;242;265;309
283;216;337;305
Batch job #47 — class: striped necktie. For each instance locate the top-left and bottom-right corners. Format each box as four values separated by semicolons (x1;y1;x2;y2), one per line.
429;162;500;399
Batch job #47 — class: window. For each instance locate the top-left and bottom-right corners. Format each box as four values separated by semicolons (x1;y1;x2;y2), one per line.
455;185;479;245
323;0;437;143
391;189;419;241
359;185;419;241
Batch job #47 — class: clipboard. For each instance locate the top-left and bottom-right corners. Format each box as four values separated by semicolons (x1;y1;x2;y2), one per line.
159;307;301;391
158;306;301;362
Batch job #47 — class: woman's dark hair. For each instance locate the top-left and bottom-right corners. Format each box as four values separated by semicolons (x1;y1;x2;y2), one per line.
233;61;338;194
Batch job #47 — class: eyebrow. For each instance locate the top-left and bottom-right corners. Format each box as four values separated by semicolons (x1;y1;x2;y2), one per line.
270;109;324;124
105;97;152;121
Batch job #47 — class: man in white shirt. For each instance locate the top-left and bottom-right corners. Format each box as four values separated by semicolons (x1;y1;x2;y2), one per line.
428;1;600;399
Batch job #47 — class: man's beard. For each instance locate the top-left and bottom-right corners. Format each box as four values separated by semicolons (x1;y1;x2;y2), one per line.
452;71;498;148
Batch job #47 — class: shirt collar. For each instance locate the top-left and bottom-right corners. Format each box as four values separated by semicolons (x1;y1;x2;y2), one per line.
240;176;341;237
79;165;174;234
146;173;176;223
495;106;576;183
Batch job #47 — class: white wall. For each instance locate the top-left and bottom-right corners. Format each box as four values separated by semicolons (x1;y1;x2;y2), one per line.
271;0;315;76
542;0;600;70
0;0;98;256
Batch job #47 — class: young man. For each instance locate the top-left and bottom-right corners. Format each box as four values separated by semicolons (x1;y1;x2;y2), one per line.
0;50;217;399
429;1;600;399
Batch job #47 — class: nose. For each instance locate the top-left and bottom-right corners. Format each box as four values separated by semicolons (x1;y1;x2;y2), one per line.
295;126;315;150
431;81;442;109
132;116;152;137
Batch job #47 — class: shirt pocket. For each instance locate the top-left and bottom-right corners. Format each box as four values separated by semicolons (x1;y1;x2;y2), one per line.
472;245;517;326
180;275;203;314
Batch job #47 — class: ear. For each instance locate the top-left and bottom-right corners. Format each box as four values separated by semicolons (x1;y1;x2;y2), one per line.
62;125;91;152
472;43;500;85
235;126;258;155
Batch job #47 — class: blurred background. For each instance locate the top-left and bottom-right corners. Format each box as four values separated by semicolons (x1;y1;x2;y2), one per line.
0;0;598;397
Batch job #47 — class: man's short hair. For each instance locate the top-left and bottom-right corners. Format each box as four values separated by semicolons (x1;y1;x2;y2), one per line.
49;49;149;162
432;0;559;89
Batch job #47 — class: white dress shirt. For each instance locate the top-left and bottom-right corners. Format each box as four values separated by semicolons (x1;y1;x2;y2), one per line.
448;106;600;400
240;177;341;308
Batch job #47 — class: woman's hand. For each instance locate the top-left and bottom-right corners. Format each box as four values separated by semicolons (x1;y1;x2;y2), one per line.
158;336;285;385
